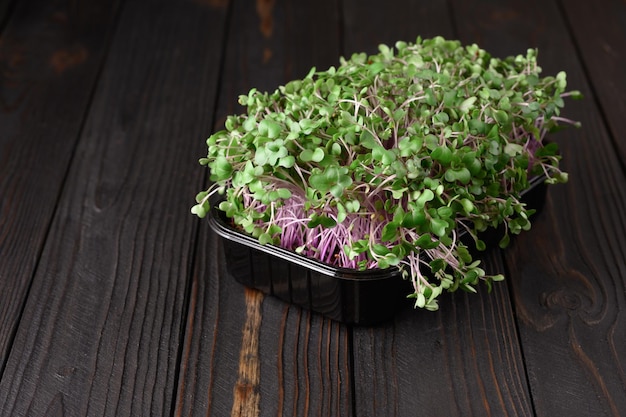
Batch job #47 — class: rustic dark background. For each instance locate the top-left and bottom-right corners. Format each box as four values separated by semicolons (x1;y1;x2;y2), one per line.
1;0;624;415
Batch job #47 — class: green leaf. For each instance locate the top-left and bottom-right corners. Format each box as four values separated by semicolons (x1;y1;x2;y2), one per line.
457;245;472;264
468;119;488;134
307;214;337;228
190;204;207;218
415;234;439;249
424;88;437;106
368;62;386;75
359;130;379;149
276;188;292;199
429;258;446;273
444;167;471;184
390;186;407;200
402;210;426;228
195;191;209;203
492;274;505;282
556;71;567;89
300;148;325;163
431;146;453;164
336;203;347;223
504;143;523;156
259;233;273;245
299;118;317;134
415;293;426;308
345;199;360;212
372;146;396;166
437;206;454;219
259;119;282;139
278;155;295;168
569;90;583;100
459;96;477;113
243;117;257;132
372;244;390;256
429;217;448;237
493;109;509;125
460;198;475;214
381;222;399;242
254;148;268;165
309;166;348;193
535;141;559;157
416;189;435;206
423;177;440;190
211;156;233;179
330;184;344;198
433;112;449;124
443;90;458;107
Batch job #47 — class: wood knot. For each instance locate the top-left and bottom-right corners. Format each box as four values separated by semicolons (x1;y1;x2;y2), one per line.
542;289;583;311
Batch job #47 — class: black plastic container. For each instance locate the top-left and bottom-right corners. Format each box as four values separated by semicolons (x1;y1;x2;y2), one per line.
208;176;547;325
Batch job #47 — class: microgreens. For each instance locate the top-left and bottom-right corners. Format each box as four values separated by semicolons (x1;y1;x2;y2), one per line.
192;36;581;311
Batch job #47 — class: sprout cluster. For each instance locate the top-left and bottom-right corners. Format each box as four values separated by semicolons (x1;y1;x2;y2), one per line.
192;36;580;311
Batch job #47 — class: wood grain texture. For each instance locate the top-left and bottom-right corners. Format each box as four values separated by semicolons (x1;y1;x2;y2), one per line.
0;0;120;366
341;0;458;57
0;0;228;415
558;0;626;161
1;1;623;416
231;288;263;417
173;231;250;417
450;0;626;414
0;0;15;28
175;234;354;417
257;298;353;416
345;0;534;415
353;254;534;416
338;2;532;416
353;251;534;416
174;0;353;415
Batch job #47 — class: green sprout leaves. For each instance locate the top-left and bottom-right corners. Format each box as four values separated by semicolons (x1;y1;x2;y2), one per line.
258;119;282;138
209;156;233;181
446;168;472;185
309;166;353;198
192;36;580;311
300;148;325;163
254;139;296;168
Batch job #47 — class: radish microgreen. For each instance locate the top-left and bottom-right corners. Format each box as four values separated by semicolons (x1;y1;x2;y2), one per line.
193;36;581;311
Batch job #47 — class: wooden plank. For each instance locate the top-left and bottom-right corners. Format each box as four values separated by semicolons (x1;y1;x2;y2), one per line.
174;0;353;415
0;0;120;365
353;252;534;416
560;0;626;161
0;0;229;415
0;0;15;28
342;0;456;56
257;298;352;416
449;0;626;415
174;232;250;417
343;0;534;415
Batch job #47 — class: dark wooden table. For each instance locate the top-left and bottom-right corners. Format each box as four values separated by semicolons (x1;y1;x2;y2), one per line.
1;0;625;415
